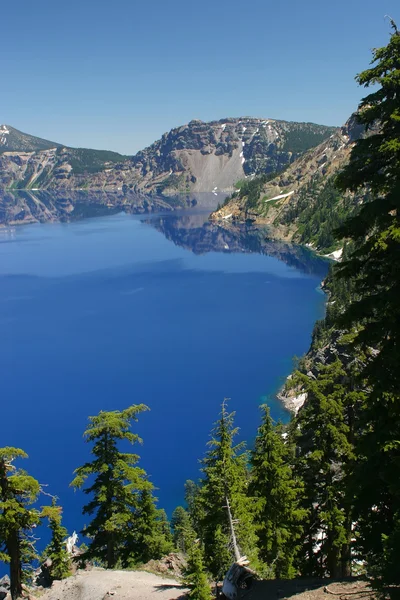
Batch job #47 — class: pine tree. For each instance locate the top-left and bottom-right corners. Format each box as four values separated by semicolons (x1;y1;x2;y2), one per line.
0;447;41;600
249;406;304;578
42;499;71;580
199;400;259;580
184;480;203;536
126;488;173;565
291;361;354;578
334;24;400;590
71;405;156;568
184;542;212;600
171;506;195;553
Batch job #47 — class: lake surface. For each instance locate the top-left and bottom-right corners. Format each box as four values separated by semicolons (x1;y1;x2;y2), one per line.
0;205;329;540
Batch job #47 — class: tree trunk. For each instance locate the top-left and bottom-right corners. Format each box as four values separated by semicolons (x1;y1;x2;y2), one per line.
8;530;22;600
106;532;115;569
340;513;352;577
225;496;241;562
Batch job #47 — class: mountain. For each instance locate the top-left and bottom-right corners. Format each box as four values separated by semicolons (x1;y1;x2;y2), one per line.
0;119;337;193
210;114;366;254
0;124;62;153
126;118;338;194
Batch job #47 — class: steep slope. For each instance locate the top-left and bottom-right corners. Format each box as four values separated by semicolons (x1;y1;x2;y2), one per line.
211;115;365;253
0;124;62;152
129;118;337;194
0;119;337;192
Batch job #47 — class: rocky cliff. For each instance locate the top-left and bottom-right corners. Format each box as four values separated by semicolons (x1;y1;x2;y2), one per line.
0;119;337;193
210;115;366;253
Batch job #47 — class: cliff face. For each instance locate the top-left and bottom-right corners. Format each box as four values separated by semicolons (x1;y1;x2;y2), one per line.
0;119;337;193
128;118;337;194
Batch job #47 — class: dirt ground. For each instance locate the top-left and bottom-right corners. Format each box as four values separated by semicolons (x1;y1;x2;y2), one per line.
39;569;188;600
241;578;375;600
36;568;375;600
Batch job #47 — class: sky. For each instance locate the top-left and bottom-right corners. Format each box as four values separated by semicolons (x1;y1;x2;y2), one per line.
2;0;399;155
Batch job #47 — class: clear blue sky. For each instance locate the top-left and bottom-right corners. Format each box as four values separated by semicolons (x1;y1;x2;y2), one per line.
2;0;399;154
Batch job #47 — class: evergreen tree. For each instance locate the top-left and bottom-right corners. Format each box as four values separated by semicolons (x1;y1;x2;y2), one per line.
336;21;400;394
126;488;173;565
71;405;157;568
199;400;259;580
291;361;354;578
184;480;203;536
249;406;304;578
171;506;195;553
0;447;41;600
335;24;400;590
42;499;71;581
184;542;212;600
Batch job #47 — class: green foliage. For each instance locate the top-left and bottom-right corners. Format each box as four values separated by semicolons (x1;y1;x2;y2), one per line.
239;172;282;209
281;123;338;154
333;25;400;591
64;148;126;175
198;400;259;579
71;404;167;568
125;489;174;566
280;177;361;253
42;499;71;580
184;543;212;600
171;506;195;553
249;406;304;578
290;361;358;578
0;447;42;600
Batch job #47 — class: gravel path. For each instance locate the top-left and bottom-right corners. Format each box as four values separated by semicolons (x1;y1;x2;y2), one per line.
41;569;188;600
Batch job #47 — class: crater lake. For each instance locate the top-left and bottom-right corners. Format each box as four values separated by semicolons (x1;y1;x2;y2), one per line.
0;198;329;538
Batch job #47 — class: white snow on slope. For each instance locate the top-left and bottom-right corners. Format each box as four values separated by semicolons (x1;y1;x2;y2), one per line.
265;190;294;202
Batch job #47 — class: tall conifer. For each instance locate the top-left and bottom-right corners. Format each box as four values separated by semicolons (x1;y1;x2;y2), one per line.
335;23;400;589
249;406;304;578
71;405;160;568
199;400;259;579
0;447;41;600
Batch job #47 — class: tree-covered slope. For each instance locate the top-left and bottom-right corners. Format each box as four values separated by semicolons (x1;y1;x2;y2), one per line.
211;115;366;254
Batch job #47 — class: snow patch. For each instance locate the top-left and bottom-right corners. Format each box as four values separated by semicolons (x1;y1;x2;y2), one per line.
0;124;10;146
222;213;233;219
324;248;343;261
265;190;294;202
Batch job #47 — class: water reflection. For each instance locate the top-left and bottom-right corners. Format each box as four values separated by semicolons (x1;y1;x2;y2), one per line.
144;212;329;277
0;191;328;277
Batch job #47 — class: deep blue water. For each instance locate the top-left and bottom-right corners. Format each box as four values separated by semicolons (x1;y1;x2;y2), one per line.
0;207;328;541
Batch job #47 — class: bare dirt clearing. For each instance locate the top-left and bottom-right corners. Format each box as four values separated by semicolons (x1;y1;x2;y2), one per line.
40;569;188;600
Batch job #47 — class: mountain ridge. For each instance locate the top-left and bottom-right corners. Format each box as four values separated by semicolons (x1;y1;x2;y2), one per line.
0;118;337;194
